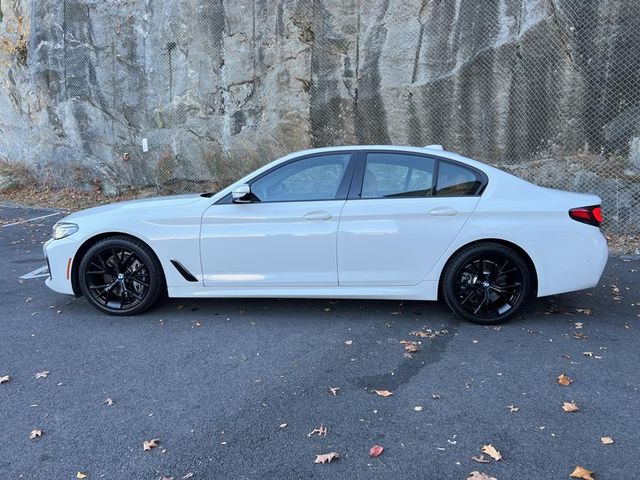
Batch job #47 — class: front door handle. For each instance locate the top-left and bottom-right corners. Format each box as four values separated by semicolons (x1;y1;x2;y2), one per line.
304;211;332;221
429;207;459;216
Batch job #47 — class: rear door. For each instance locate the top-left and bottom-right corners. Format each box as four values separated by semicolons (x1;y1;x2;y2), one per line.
337;151;485;286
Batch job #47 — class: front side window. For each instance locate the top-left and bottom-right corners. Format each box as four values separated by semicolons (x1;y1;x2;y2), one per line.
436;161;484;196
361;153;435;199
251;153;351;202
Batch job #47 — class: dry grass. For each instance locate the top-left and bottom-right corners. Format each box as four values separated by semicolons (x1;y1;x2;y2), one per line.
0;185;157;212
606;234;640;256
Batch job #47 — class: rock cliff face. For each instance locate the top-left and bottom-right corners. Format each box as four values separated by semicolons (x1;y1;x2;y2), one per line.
0;0;639;222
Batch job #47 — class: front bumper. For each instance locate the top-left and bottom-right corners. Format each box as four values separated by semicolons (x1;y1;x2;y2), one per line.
43;237;78;295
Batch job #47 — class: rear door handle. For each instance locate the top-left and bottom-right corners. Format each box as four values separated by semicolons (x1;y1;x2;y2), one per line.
429;207;459;216
304;211;332;221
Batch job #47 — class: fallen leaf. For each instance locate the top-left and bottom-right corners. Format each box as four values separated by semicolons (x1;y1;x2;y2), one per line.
369;445;384;457
143;438;160;451
600;436;614;445
507;405;519;412
570;465;594;480
575;322;584;329
432;393;440;400
574;332;588;340
76;473;87;479
414;405;423;412
314;452;339;464
182;474;194;479
0;375;10;384
481;444;502;461
30;429;43;439
471;454;491;463
411;329;448;338
35;370;49;379
279;423;287;428
344;340;353;346
400;340;419;353
557;374;573;386
562;401;579;412
104;398;114;406
160;477;174;480
583;352;594;357
307;425;327;437
467;472;497;480
576;308;592;315
373;389;393;397
329;387;340;396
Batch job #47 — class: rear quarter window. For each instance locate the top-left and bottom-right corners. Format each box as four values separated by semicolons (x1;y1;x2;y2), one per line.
436;161;485;196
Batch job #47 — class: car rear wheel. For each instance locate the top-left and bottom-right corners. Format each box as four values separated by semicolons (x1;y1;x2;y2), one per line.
442;243;531;324
78;236;164;316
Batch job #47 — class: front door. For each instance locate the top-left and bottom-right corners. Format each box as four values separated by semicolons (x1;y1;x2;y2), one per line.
200;152;354;287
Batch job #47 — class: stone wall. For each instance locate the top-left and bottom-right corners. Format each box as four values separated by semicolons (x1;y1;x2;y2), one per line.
0;0;639;229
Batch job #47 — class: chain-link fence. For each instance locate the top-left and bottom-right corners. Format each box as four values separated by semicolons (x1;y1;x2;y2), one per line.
1;0;639;233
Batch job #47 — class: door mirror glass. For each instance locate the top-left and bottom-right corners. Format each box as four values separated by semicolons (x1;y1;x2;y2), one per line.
232;184;252;203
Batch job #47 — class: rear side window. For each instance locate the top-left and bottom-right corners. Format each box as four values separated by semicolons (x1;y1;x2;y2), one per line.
361;153;435;198
436;161;484;196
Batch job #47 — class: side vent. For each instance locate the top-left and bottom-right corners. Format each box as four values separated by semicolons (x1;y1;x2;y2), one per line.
170;260;198;282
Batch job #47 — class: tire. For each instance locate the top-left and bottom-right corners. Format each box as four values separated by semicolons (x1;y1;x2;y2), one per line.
441;242;531;325
78;235;164;316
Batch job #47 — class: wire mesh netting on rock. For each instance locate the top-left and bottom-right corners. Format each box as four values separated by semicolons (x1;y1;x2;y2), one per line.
0;0;638;233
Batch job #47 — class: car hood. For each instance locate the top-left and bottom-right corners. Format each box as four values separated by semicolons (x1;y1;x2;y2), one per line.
61;194;207;222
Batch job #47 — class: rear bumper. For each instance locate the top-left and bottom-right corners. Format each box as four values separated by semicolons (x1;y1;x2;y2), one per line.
524;229;608;297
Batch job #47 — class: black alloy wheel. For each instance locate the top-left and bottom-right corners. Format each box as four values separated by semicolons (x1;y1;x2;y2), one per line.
78;236;164;315
442;243;531;324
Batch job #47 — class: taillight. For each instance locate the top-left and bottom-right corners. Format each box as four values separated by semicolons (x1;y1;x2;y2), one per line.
569;205;603;227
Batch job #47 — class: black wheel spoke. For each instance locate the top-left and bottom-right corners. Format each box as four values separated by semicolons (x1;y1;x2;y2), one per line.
128;265;148;276
128;278;150;288
460;289;478;305
473;290;489;315
122;252;138;270
126;289;144;301
492;288;514;305
111;247;122;269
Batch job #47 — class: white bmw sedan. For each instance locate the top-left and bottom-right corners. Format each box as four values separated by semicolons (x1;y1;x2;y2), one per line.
43;145;608;324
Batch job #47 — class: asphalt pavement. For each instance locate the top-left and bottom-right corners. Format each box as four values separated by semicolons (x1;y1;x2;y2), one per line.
1;203;639;480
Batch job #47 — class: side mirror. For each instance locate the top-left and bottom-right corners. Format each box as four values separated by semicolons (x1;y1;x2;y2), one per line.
232;184;252;203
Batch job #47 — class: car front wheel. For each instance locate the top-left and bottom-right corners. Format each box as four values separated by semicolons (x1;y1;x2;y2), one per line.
442;243;531;324
78;236;164;315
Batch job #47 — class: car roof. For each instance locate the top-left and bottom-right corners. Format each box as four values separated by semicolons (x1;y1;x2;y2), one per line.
279;145;497;173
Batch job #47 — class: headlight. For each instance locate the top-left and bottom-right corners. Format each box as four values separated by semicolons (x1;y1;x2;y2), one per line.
52;222;79;240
